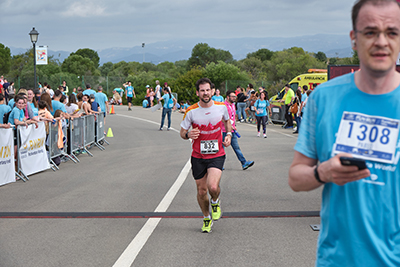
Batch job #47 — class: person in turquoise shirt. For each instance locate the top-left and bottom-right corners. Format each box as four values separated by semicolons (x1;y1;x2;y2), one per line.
51;90;69;119
158;87;176;131
95;86;109;118
254;91;271;138
211;89;224;102
289;1;400;266
0;94;11;127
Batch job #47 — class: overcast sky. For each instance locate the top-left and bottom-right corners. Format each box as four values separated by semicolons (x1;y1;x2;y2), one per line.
1;0;355;52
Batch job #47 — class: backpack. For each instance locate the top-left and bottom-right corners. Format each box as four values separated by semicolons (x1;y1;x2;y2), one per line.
3;110;12;124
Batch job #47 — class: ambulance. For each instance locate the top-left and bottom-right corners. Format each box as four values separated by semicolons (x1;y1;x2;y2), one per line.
269;69;327;122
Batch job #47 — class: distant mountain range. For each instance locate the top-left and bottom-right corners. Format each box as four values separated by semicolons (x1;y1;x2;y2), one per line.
9;34;353;66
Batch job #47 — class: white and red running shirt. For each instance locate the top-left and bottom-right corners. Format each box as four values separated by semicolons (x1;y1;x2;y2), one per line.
181;101;229;159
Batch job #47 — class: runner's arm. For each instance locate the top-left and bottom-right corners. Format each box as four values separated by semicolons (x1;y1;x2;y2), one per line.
289;152;371;191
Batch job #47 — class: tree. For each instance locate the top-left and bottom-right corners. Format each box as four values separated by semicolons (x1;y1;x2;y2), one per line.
187;43;233;69
204;61;250;91
314;51;327;62
236;57;265;80
351;50;360;65
246;48;274;62
99;62;113;76
61;54;97;76
0;43;11;75
173;67;204;104
70;48;100;68
266;47;325;82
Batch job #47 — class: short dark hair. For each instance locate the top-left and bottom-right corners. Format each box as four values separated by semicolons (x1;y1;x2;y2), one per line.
54;90;63;98
352;0;400;30
38;100;49;110
226;90;235;96
303;85;308;91
195;78;212;91
86;83;91;89
285;84;290;88
211;83;215;89
248;83;253;89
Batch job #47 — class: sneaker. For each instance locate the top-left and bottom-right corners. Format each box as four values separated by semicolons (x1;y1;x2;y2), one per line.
242;160;254;170
257;132;260;137
159;128;163;131
202;218;213;233
263;134;267;138
167;128;170;131
211;200;222;221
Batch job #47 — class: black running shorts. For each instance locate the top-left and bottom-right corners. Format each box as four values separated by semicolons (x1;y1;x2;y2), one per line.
191;155;225;180
127;97;133;103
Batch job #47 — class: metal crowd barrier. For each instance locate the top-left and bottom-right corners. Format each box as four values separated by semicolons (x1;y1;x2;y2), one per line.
48;120;77;170
68;116;85;162
16;127;28;182
83;115;95;157
94;113;109;150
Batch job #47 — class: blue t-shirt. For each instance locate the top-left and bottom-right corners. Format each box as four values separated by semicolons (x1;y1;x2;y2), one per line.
51;100;67;116
30;103;38;117
0;104;11;123
8;107;24;124
91;101;99;112
295;73;400;266
83;89;96;96
301;93;308;102
162;94;175;109
254;99;269;117
8;99;15;109
126;86;134;97
212;95;224;102
95;92;108;113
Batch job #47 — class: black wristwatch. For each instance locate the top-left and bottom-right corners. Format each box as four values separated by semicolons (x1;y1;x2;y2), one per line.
314;165;326;184
185;132;189;139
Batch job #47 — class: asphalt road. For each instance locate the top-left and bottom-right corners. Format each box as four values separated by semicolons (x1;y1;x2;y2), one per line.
0;105;322;267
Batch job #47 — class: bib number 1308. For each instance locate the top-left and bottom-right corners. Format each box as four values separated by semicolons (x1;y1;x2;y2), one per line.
333;112;399;164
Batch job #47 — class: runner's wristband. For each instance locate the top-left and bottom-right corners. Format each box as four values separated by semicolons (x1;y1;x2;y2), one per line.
226;132;232;136
314;165;325;184
185;132;189;139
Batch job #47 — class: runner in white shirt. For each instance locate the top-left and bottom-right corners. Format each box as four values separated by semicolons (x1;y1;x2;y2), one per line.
180;78;232;233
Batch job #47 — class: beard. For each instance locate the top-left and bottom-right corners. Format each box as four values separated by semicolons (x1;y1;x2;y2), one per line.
200;97;211;104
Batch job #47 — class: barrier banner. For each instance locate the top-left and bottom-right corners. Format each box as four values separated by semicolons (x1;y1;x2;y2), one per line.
19;122;50;176
0;128;15;186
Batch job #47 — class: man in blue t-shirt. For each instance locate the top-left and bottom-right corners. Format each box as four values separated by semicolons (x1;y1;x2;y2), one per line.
83;83;96;97
95;86;109;117
51;90;69;119
123;81;136;111
289;1;400;266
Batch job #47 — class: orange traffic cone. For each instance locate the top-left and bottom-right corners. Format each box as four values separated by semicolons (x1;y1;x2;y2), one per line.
110;105;115;114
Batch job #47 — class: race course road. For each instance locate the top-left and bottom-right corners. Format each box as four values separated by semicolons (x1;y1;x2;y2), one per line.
0;105;322;267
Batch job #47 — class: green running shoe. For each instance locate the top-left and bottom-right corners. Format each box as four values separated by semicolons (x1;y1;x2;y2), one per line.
202;218;213;233
211;200;222;221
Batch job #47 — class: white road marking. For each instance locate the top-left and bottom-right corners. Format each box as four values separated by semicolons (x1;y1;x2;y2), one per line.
112;112;190;267
116;114;179;133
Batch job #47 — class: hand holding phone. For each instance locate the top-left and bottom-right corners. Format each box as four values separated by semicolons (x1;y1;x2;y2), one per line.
339;157;367;170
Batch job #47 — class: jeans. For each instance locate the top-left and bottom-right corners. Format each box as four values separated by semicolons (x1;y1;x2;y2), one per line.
237;102;246;121
294;114;301;132
223;132;246;165
160;107;172;129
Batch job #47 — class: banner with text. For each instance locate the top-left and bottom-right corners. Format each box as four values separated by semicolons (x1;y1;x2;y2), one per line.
19;123;50;176
0;128;16;186
36;46;48;65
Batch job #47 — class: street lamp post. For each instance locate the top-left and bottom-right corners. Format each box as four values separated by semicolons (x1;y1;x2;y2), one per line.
142;43;145;63
29;27;39;91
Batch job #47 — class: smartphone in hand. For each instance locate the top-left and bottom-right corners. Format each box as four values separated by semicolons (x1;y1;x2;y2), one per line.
339;157;367;170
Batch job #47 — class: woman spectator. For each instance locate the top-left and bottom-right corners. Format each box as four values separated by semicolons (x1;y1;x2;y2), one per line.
40;93;53;115
292;89;302;134
254;91;271;138
27;89;39;118
236;87;247;122
158;87;176;131
149;87;155;107
65;94;79;115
